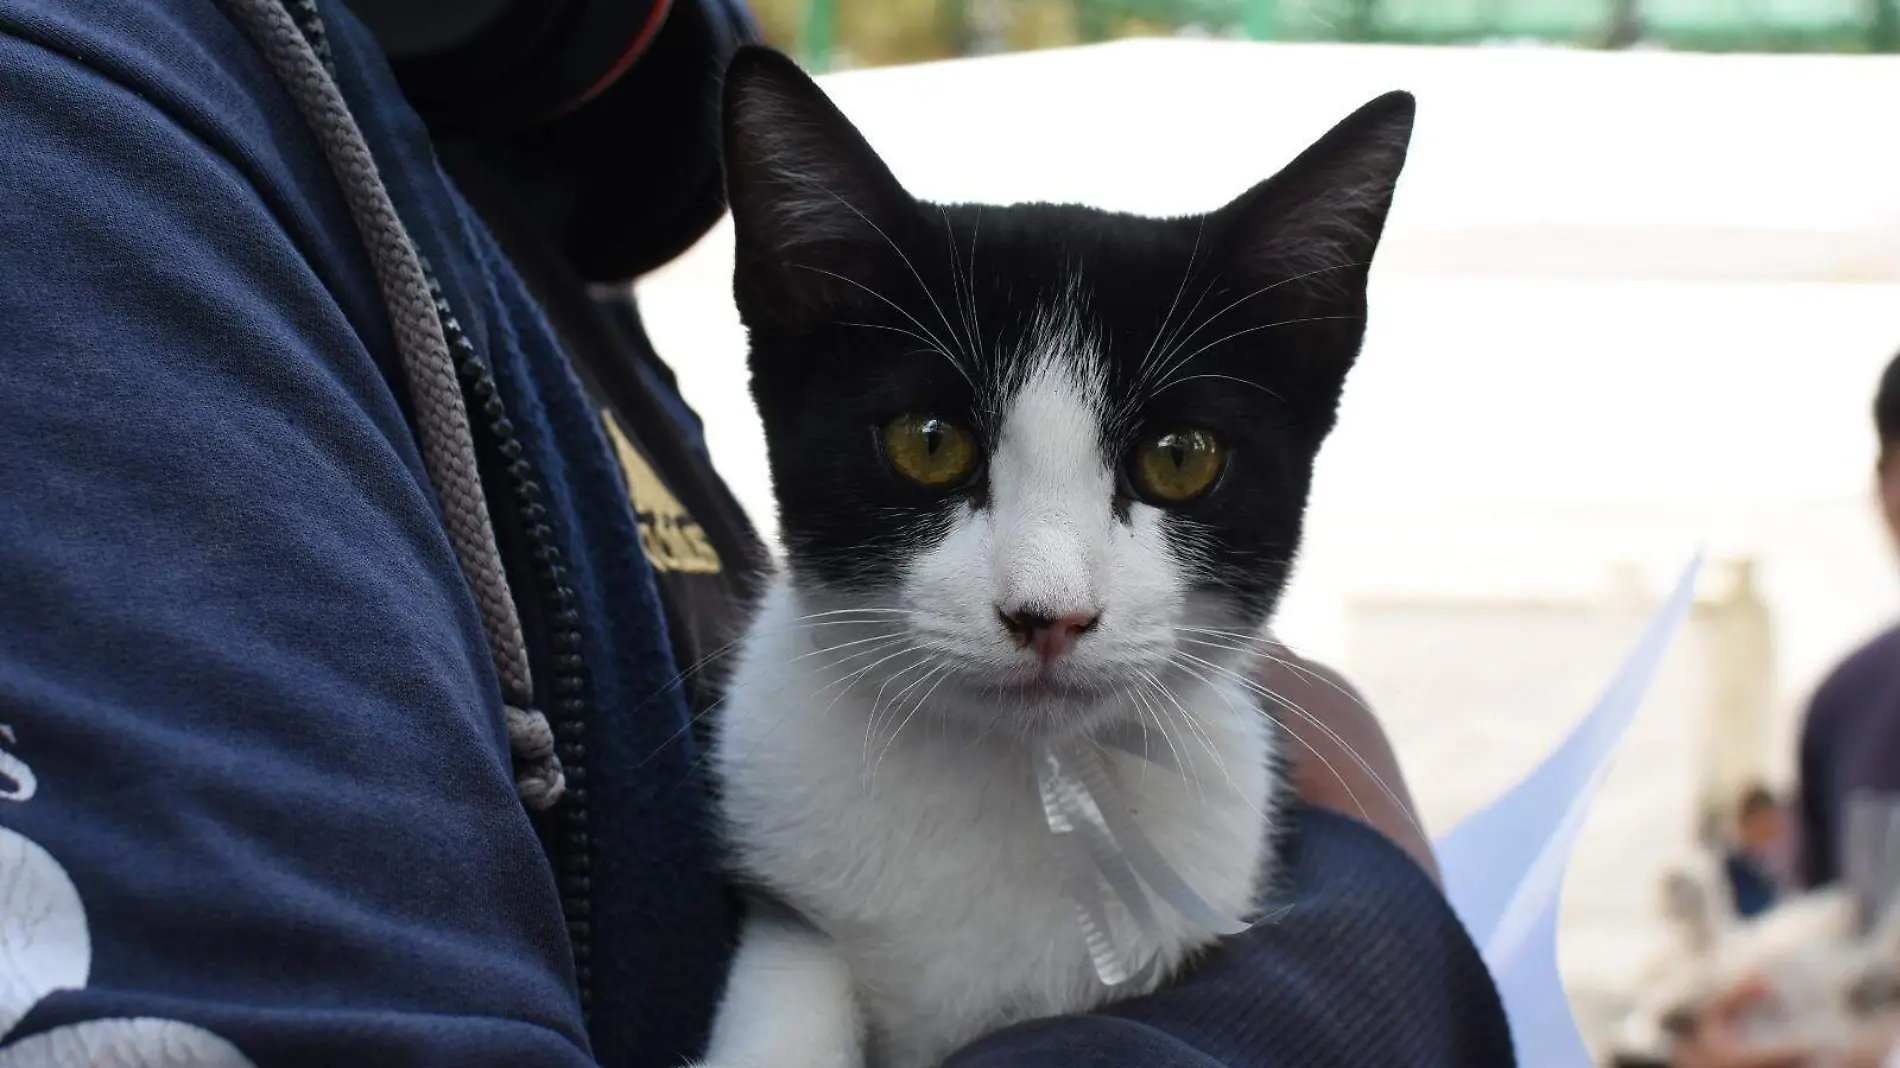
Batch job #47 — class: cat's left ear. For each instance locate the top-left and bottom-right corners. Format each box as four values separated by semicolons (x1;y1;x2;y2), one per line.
1218;91;1416;302
723;47;918;332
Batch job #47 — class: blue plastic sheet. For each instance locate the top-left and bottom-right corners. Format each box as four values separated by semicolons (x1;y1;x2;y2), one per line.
1433;556;1705;1065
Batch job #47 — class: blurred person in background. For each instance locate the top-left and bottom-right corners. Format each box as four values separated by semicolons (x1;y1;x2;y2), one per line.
1796;348;1900;891
1723;785;1790;920
1669;351;1900;1068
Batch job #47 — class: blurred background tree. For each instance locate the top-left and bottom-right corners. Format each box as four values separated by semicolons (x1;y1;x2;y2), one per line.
743;0;1900;70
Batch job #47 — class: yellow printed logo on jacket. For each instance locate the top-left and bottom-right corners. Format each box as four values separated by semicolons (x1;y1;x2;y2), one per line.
601;414;721;575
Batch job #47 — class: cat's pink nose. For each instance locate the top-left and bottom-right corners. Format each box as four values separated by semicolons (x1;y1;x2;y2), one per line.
998;608;1100;664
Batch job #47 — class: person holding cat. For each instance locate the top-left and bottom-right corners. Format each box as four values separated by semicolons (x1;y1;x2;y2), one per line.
0;1;1509;1066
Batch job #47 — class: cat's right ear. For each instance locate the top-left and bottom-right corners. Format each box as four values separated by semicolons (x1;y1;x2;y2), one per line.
723;47;916;332
1218;91;1416;303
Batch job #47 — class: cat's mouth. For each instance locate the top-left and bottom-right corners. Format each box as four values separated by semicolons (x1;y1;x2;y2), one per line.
981;658;1148;709
921;656;1159;740
990;676;1106;703
958;667;1148;741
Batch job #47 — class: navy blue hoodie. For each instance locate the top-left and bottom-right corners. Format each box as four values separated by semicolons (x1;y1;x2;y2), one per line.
0;1;1513;1065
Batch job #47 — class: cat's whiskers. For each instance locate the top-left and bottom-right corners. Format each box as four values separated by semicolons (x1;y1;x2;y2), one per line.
1120;271;1226;439
1134;667;1219;801
805;179;974;348
1150;315;1362;397
1169;651;1364;824
1174;626;1378;719
966;208;986;373
1175;637;1358;738
1134;218;1206;382
638;627;912;767
821;642;929;713
867;658;955;790
1138;665;1222;762
1117;668;1178;786
792;263;974;389
1169;644;1426;844
1117;676;1168;788
633;611;915;765
1138;260;1369;394
1151;270;1222;378
652;632;915;788
1141;260;1366;379
803;630;919;665
1164;658;1292;824
938;208;985;380
836;319;963;361
1127;670;1205;799
642;606;913;703
715;639;936;797
1151;373;1285;402
1112;686;1158;790
1140;665;1240;804
862;650;942;770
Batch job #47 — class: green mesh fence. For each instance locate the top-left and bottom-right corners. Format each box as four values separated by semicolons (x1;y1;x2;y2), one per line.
782;0;1898;74
1210;0;1893;49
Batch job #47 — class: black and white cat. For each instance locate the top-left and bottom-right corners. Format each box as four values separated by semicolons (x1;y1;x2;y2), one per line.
697;48;1414;1068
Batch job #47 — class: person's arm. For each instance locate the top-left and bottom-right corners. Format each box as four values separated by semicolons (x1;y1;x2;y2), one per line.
0;14;588;1064
943;657;1509;1068
1265;649;1440;885
945;807;1512;1068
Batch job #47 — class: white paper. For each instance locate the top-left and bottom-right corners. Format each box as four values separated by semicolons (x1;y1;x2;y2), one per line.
1433;555;1704;1065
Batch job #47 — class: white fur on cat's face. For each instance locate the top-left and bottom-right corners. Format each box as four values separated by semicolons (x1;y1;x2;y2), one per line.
785;280;1245;743
903;361;1189;736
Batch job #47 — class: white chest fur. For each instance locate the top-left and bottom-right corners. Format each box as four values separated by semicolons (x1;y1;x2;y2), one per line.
707;583;1278;1068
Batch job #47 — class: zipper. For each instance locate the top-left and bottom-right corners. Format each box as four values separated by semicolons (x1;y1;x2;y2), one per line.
427;269;597;1018
286;1;598;1020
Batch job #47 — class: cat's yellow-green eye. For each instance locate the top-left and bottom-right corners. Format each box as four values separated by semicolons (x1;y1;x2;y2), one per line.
1131;427;1224;506
882;413;979;489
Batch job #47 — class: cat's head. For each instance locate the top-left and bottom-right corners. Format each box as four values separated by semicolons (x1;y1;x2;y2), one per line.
723;47;1413;740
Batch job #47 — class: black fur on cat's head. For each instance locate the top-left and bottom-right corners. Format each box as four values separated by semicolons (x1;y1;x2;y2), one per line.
719;47;1411;726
